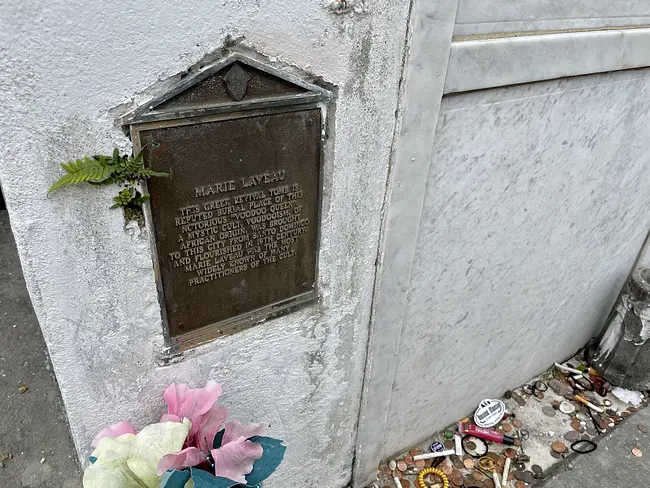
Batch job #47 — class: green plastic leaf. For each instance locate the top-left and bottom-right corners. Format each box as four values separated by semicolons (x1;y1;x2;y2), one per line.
244;437;286;486
161;470;191;488
190;467;239;488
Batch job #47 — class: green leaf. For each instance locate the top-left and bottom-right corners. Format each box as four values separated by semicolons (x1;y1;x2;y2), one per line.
190;468;239;488
48;156;114;195
112;148;120;165
161;470;191;488
244;437;286;486
213;430;225;449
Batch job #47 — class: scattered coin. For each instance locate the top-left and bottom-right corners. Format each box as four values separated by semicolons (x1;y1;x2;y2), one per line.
464;458;475;469
559;401;576;414
414;460;425;468
392;470;402;479
404;454;413;465
542;406;556;417
381;465;391;476
400;480;410;488
551;400;561;408
531;465;543;476
410;449;422;456
452;457;464;470
606;408;617;416
484;480;494;488
472;471;483;481
441;465;453;476
551;441;568;454
466;440;477;450
632;448;643;458
514;482;526;488
514;471;526;481
586;427;597;436
550;450;563;459
522;471;535;484
622;411;631;418
504;390;513;399
564;430;580;442
451;476;463;487
397;461;407;472
513;419;523;428
486;452;500;462
639;424;649;433
444;440;454;450
503;448;517;459
503;424;512;433
496;457;505;468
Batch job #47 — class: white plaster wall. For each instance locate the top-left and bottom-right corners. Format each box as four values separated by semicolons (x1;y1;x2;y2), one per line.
381;69;650;457
454;1;650;36
0;2;411;487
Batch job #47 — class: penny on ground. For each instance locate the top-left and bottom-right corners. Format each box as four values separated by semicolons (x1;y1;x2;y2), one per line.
632;447;643;458
464;458;475;469
639;424;649;433
397;461;407;472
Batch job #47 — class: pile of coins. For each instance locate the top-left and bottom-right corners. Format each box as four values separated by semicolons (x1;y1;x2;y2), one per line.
375;358;650;488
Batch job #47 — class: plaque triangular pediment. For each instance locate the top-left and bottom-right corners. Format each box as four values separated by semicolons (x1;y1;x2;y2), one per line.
123;52;329;125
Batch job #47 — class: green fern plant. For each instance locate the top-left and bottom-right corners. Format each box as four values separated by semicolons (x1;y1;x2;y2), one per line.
48;148;168;210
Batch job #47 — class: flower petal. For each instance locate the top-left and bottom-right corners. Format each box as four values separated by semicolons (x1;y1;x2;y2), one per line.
161;414;181;423
157;447;207;475
221;421;264;445
127;419;192;488
91;421;138;448
210;436;263;483
84;434;146;488
179;381;223;419
164;384;191;416
197;406;228;452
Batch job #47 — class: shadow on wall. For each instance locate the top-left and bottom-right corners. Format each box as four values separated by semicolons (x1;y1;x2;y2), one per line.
0;187;5;210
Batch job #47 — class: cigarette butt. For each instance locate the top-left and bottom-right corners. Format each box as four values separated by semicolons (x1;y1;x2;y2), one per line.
555;362;584;375
502;457;511;487
394;477;403;488
413;449;456;461
574;395;604;413
454;434;462;455
492;470;502;488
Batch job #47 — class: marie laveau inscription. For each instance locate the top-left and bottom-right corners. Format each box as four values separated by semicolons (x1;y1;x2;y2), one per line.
127;55;326;344
171;169;308;287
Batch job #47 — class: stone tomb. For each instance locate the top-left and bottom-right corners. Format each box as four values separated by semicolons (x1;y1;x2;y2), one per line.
123;53;330;349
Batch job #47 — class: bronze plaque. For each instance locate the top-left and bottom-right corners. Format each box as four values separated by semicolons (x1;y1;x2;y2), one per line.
139;108;321;340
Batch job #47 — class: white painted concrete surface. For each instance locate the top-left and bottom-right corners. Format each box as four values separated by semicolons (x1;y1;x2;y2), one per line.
454;1;650;36
381;69;650;458
0;2;411;487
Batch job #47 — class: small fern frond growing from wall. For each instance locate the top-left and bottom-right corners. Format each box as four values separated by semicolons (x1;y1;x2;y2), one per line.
48;148;168;213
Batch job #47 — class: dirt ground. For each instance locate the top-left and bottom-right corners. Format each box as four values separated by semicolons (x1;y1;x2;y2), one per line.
0;210;81;487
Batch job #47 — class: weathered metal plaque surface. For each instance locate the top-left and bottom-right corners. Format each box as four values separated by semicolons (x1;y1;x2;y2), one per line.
140;108;321;340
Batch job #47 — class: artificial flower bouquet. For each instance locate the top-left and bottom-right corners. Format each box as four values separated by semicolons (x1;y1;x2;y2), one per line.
83;381;286;488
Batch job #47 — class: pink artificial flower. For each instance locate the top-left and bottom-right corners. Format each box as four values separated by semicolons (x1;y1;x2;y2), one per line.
210;436;263;483
161;381;226;450
91;421;138;448
157;420;266;480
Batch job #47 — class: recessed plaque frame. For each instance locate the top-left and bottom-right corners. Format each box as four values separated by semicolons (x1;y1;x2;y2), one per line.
123;52;331;351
